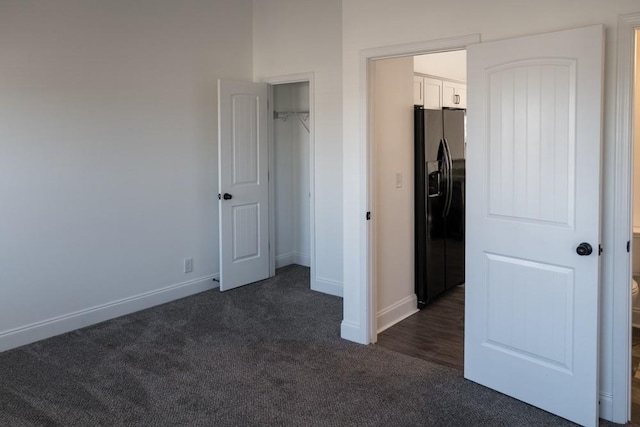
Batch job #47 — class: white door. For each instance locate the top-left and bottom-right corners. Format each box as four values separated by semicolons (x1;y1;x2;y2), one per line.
464;25;603;427
218;80;270;291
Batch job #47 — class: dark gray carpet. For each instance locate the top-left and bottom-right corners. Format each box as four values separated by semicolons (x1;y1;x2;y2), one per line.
0;265;625;426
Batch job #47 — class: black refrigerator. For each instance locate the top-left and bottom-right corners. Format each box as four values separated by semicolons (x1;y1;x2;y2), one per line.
414;106;465;308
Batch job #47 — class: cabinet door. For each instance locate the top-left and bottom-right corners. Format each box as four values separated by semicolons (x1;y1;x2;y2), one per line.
455;83;467;108
423;77;442;109
413;75;424;106
443;81;467;108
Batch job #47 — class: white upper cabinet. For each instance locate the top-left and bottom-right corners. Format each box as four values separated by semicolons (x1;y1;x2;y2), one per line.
423;77;443;109
415;74;466;109
413;75;424;106
442;80;467;108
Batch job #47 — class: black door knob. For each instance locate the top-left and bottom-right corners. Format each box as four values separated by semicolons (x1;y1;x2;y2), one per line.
576;242;593;256
223;193;233;200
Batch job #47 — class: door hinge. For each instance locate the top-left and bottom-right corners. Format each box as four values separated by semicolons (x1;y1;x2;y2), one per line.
599;244;603;256
628;240;631;253
366;212;371;220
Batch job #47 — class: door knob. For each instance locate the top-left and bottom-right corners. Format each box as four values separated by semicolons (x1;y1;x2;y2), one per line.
223;193;233;200
576;242;593;256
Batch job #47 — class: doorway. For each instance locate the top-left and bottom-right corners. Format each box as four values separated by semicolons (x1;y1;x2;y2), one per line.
630;27;640;425
217;76;318;292
357;26;605;427
613;14;640;424
370;51;467;372
267;76;318;291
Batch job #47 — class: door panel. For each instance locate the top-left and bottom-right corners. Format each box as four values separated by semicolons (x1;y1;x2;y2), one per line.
487;61;574;224
465;25;603;427
218;80;269;291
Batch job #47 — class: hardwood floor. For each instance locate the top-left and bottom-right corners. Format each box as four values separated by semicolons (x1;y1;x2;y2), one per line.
376;285;464;371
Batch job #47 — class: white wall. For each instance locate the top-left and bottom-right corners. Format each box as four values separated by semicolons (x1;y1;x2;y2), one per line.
274;82;311;268
341;0;640;422
0;0;253;350
253;0;343;294
372;57;418;332
414;51;467;81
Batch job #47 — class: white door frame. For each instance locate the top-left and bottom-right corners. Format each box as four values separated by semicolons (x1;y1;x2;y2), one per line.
611;12;640;425
360;35;480;344
262;73;317;291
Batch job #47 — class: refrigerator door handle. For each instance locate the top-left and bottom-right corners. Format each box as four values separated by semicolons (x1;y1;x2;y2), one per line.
443;138;454;217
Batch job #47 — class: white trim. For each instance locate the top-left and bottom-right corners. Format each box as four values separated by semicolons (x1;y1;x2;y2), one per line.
275;252;295;268
611;12;640;425
600;392;614;421
294;253;311;267
275;252;311;268
367;60;378;344
340;320;364;343
313;277;343;297
267;83;276;278
0;275;217;353
344;34;481;346
376;295;419;334
263;73;317;291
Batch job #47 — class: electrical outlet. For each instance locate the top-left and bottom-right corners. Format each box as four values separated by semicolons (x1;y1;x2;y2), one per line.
184;258;193;273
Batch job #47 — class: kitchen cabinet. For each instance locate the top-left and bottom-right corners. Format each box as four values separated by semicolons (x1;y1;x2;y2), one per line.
415;74;466;109
413;75;424;106
423;77;443;109
442;81;467;108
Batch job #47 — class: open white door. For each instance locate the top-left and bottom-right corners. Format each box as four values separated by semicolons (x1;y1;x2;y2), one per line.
464;25;603;427
218;80;269;291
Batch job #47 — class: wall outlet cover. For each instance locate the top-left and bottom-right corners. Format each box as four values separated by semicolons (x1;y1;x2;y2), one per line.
184;258;193;273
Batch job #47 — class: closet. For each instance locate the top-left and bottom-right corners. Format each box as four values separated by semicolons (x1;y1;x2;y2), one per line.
273;82;311;268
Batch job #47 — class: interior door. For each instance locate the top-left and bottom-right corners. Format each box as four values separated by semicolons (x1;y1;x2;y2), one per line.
218;80;269;291
464;25;603;427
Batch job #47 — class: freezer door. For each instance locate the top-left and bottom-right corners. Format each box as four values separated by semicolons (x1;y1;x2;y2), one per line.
443;109;466;160
443;109;466;289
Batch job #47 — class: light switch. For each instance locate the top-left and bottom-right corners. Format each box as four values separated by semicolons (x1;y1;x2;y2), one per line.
396;172;403;188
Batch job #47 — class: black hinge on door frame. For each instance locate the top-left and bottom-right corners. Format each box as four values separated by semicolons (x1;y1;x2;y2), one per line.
599;244;603;256
366;212;371;221
628;240;631;253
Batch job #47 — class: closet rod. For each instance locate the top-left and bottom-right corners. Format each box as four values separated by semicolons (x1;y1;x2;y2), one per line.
274;111;309;119
274;111;310;133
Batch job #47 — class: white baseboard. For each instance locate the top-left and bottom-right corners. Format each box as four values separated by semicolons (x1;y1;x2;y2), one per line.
275;253;295;268
0;274;218;353
275;252;311;268
599;391;613;422
341;320;367;344
312;276;343;297
294;253;310;267
376;295;419;334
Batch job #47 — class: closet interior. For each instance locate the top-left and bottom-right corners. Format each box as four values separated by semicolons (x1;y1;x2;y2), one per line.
273;82;311;269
